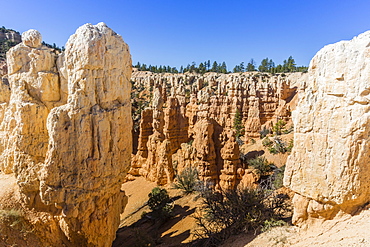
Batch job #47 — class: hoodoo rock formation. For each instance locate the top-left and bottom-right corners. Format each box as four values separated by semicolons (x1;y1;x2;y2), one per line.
0;23;132;246
129;71;301;189
284;31;370;226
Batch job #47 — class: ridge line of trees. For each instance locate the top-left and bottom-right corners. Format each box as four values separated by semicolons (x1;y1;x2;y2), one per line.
133;56;308;74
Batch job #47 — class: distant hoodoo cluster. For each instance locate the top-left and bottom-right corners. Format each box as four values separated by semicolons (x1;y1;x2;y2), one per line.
129;70;301;190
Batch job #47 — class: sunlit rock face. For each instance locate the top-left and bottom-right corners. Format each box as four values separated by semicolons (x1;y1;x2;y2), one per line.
129;71;302;189
0;23;132;246
284;30;370;226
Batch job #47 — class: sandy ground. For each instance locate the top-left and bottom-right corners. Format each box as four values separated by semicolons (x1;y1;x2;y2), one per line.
115;135;294;247
242;133;293;168
117;172;370;247
114;177;202;246
120;177;158;226
226;207;370;247
0;173;21;209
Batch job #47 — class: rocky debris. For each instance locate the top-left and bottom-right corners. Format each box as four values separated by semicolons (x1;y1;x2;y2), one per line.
0;23;132;246
284;30;370;226
130;71;301;189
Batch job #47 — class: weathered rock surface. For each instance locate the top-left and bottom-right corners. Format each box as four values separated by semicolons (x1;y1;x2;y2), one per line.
130;71;301;189
284;30;370;226
0;29;21;43
0;23;132;246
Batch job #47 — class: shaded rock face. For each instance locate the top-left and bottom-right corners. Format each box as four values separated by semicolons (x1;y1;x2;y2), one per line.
284;31;370;226
129;71;300;189
0;23;132;246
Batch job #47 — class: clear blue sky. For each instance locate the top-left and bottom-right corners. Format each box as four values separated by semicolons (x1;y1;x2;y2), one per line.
2;0;370;69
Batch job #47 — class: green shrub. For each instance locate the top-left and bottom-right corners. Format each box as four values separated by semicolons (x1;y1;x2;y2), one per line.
261;219;287;232
272;165;285;190
268;137;290;155
282;125;294;134
286;139;294;152
268;146;278;154
193;185;287;246
173;166;201;195
262;137;273;147
147;187;173;221
259;127;270;139
233;109;244;138
247;156;275;176
188;139;194;146
272;120;286;135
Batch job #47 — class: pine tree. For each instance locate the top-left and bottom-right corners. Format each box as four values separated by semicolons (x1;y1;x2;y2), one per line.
268;59;275;72
220;62;227;73
140;63;147;71
258;58;269;72
199;62;206;74
234;109;244;138
246;59;256;71
233;65;241;73
286;56;296;72
211;61;218;72
239;62;245;72
190;62;196;72
275;64;283;73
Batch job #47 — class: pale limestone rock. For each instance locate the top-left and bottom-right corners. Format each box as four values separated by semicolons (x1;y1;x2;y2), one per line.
39;22;132;246
0;30;62;198
0;23;132;247
284;30;370;225
21;29;42;48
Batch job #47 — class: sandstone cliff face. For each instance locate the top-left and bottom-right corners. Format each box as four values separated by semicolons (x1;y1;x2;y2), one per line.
284;31;370;226
0;23;132;246
129;71;300;189
0;29;22;76
0;30;21;43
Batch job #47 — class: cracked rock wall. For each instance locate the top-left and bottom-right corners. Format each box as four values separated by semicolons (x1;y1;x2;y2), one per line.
284;30;370;226
0;23;132;246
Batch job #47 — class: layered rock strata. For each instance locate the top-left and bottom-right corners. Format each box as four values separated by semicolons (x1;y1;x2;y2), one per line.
129;71;301;189
0;23;132;246
284;31;370;226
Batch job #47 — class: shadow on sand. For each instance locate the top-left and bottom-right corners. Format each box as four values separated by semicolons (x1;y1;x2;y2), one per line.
113;199;196;247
